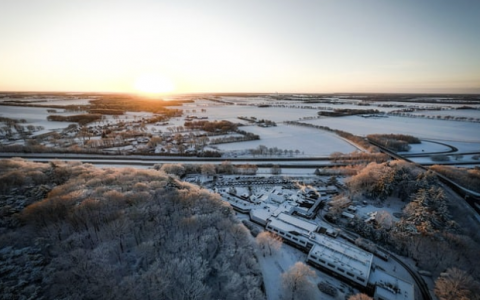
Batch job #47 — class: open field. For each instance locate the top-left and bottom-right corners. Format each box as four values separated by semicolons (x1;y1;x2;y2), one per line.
304;115;480;143
211;124;357;156
1;93;480;161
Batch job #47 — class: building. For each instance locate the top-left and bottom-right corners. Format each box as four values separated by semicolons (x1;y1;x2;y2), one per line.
369;269;415;300
266;213;317;250
307;235;373;287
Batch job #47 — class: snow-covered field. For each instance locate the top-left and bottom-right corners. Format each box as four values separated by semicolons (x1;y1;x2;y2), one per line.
2;96;480;157
172;104;321;123
303;115;480;152
410;109;480;118
213;124;357;156
32;98;93;106
173;99;480;154
0;105;77;133
401;141;452;154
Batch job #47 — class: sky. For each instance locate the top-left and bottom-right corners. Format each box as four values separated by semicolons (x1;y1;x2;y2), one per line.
1;0;479;94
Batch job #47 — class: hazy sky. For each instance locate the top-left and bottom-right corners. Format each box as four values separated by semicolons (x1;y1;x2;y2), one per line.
1;0;479;94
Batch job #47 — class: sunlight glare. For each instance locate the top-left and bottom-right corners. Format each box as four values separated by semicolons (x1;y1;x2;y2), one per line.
134;74;175;95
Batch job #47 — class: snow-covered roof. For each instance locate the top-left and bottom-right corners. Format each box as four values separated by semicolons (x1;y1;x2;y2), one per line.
269;193;285;203
308;235;373;282
369;269;415;300
268;218;308;236
250;205;276;224
276;212;318;232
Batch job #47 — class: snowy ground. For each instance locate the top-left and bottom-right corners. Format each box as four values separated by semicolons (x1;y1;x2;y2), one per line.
171;103;321;123
353;196;406;223
256;243;349;300
401;141;452;154
423;140;480;153
408;154;480;165
174;99;480;155
0;105;77;134
410;109;480;119
32;98;93;106
303;115;480;142
199;173;420;300
213;124;358;156
2;98;479;173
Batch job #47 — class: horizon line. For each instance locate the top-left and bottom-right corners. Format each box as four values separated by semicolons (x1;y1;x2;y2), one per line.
1;90;480;96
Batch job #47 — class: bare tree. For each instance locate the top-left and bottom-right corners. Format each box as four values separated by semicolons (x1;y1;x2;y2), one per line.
348;293;373;300
147;136;162;148
218;161;234;174
281;262;316;300
271;165;282;175
375;210;393;230
201;164;216;178
434;268;480;300
160;163;185;177
256;231;282;256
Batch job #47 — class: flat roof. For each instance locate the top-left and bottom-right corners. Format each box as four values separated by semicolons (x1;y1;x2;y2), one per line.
309;235;373;281
268;217;309;236
369;269;415;300
277;212;318;232
267;215;373;281
250;205;276;223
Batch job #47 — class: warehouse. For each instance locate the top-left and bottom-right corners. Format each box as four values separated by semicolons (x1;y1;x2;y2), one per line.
307;235;373;287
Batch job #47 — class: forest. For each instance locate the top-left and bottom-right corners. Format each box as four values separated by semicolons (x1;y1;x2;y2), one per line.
430;165;480;193
337;161;480;299
0;159;264;300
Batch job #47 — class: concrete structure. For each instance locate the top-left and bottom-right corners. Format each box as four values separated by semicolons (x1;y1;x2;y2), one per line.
265;213;374;288
307;236;373;287
369;269;415;300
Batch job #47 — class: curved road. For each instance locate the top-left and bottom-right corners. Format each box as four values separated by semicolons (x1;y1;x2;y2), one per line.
387;252;432;300
402;139;458;157
368;140;480;210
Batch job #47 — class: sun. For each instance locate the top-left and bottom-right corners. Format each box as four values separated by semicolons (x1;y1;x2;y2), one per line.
134;74;175;95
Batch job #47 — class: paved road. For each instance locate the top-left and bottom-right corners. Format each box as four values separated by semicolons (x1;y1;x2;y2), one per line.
387;252;432;300
368;140;480;210
0;152;343;168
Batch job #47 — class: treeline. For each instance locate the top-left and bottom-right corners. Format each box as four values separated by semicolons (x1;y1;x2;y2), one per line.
430;165;480;193
237;116;276;126
285;121;376;152
343;161;480;281
209;134;260;145
88;109;124;115
184;120;238;133
0;159;265;300
47;114;102;125
89;97;187;114
155;162;259;177
250;145;301;157
0;116;27;125
317;108;379;117
330;151;389;165
388;111;480;123
346;160;425;201
367;134;420;152
0;143;102;154
0;141;224;157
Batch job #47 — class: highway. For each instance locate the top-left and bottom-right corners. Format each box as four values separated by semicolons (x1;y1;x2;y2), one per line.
368;140;480;213
0;152;343;168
